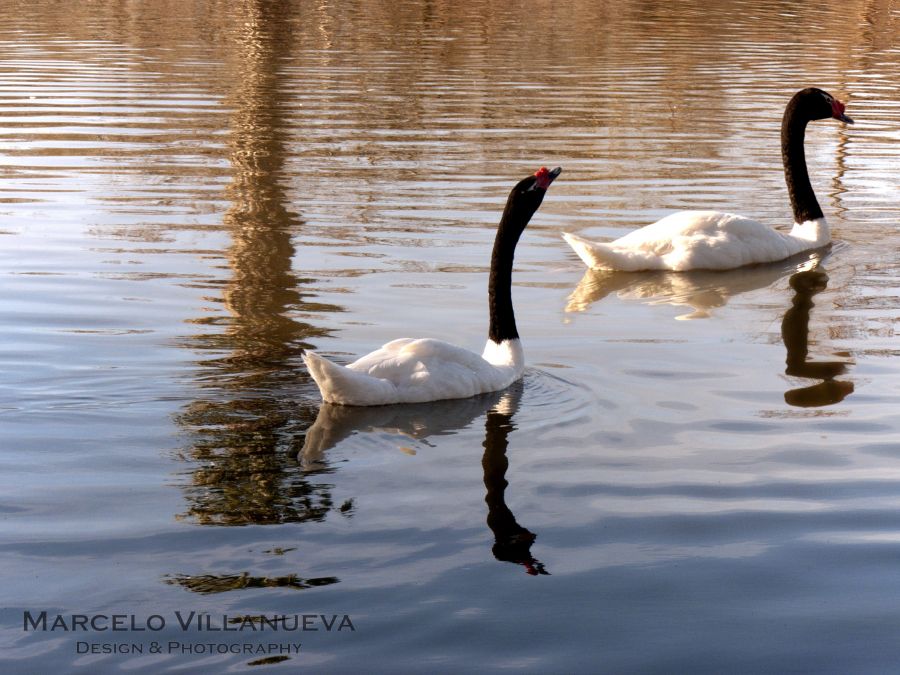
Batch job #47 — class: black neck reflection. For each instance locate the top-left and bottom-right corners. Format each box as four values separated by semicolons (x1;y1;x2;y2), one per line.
782;269;853;407
300;381;548;576
481;383;548;576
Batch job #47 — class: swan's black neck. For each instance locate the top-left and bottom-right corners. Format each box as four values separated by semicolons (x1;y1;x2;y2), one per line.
487;200;530;343
487;170;557;343
782;97;824;224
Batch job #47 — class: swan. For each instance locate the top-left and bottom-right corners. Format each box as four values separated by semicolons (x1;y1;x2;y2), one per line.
562;88;853;272
303;166;561;406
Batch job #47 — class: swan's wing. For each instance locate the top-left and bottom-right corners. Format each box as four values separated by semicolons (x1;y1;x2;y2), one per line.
349;338;487;378
658;213;799;270
562;231;660;271
613;211;739;240
343;338;514;404
303;350;399;406
346;338;417;374
562;212;737;270
565;211;799;271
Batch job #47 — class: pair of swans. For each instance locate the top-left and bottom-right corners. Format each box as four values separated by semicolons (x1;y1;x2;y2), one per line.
305;88;853;407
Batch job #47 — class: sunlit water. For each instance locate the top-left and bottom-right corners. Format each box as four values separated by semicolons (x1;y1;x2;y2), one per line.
2;0;900;672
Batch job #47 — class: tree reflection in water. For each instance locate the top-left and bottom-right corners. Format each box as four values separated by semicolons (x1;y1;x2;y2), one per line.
164;571;339;595
782;269;854;407
175;0;340;527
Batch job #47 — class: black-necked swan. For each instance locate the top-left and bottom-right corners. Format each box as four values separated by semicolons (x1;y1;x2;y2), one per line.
562;88;853;272
303;166;562;406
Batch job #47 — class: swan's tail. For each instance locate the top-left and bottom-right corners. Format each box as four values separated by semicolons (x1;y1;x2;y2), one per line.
303;350;395;406
562;232;637;270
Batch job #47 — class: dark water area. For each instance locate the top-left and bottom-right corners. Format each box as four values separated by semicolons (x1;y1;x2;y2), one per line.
2;0;900;672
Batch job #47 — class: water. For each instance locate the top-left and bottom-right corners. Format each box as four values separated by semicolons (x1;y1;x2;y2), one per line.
2;0;900;672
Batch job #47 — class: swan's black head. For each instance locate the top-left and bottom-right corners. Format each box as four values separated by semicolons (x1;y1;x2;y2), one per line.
501;166;562;231
794;87;853;124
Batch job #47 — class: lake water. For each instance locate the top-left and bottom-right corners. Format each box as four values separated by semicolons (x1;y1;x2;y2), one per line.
3;0;900;672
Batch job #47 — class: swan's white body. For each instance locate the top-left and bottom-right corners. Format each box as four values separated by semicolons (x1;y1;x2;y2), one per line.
562;88;854;272
303;338;524;406
562;211;830;272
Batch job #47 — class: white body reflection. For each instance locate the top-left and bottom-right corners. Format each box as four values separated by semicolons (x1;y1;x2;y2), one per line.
300;382;547;575
565;252;823;320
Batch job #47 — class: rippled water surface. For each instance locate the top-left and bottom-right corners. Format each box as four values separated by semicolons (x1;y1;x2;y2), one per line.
3;0;900;672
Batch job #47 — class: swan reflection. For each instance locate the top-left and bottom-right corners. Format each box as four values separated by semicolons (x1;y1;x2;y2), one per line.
300;382;547;575
566;253;822;319
481;385;549;575
782;269;853;407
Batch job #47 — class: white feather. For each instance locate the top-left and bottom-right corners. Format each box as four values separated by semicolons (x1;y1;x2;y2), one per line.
563;211;830;272
303;338;524;406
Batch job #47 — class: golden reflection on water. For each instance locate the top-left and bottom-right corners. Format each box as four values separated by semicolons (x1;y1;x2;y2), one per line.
6;0;900;671
174;0;339;527
164;570;339;595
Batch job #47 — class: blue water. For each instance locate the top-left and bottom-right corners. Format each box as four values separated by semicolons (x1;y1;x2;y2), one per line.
2;0;900;672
